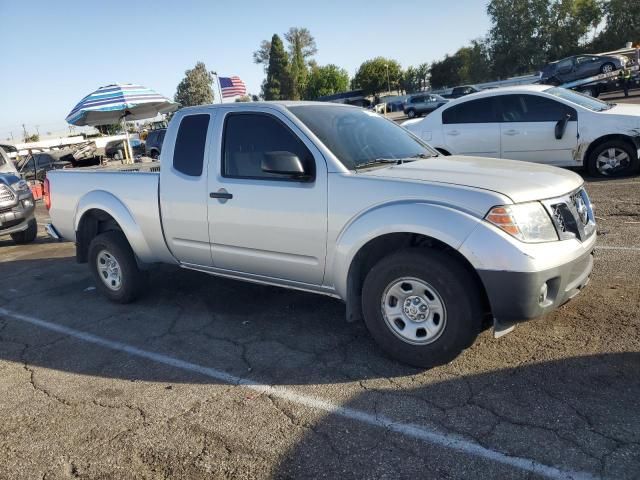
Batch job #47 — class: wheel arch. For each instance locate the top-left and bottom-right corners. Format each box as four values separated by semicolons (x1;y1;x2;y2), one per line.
74;190;153;264
343;232;491;326
330;202;489;323
583;134;639;166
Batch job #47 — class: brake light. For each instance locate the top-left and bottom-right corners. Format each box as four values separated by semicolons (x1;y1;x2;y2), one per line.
44;177;51;210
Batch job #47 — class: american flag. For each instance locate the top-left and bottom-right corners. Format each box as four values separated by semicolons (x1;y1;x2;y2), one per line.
219;76;247;98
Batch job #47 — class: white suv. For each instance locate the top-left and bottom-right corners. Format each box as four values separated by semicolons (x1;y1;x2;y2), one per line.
403;85;640;177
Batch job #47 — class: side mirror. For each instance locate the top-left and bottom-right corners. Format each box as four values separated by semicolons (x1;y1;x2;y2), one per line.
262;151;309;179
555;114;571;140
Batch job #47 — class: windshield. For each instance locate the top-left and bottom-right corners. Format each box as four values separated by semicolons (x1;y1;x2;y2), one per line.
288;105;437;170
544;87;614;112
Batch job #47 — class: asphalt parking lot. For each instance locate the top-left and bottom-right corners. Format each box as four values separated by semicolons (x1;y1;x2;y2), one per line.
0;181;639;478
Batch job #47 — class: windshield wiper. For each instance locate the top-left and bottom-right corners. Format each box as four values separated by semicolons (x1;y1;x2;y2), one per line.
354;158;404;170
355;154;431;170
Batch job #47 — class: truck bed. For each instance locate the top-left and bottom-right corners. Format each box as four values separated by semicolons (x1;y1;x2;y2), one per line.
47;162;175;264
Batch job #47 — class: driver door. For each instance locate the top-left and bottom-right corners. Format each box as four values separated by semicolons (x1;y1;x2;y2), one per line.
498;94;578;165
207;109;328;285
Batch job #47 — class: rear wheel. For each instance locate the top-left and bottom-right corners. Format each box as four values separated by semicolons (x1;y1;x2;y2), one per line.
587;140;638;177
88;231;147;303
362;249;483;368
10;218;37;244
406;109;416;119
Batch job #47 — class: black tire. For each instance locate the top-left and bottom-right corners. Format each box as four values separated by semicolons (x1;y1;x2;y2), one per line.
10;218;37;244
406;109;416;119
361;249;483;368
587;140;639;177
88;231;147;303
150;150;159;160
600;62;615;74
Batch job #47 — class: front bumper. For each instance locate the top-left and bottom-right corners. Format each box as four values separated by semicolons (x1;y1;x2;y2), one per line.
478;245;594;324
0;200;35;236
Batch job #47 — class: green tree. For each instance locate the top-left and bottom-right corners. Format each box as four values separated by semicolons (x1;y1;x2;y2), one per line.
284;27;317;100
253;40;271;73
304;64;349;100
416;63;430;90
96;124;121;135
592;0;640;51
487;0;551;78
400;66;421;94
457;40;493;84
429;54;463;89
544;0;601;59
353;57;402;96
264;34;291;100
174;62;215;107
24;133;39;143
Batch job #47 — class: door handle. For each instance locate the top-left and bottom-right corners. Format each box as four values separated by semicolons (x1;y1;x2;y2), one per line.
504;129;519;136
210;189;233;200
446;130;460;136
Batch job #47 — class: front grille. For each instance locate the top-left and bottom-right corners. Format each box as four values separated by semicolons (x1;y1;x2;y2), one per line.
545;188;595;242
0;184;16;208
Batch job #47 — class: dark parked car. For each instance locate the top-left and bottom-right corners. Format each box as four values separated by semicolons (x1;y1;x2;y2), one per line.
442;85;482;99
0;172;37;244
145;129;166;159
540;54;628;85
104;136;145;159
16;151;71;182
403;94;449;118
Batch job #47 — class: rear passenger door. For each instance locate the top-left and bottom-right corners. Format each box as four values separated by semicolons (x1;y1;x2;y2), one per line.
159;112;214;266
497;94;578;166
441;97;501;157
207;109;327;285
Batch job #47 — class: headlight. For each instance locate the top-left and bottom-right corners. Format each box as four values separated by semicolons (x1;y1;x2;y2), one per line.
485;202;558;243
10;180;30;193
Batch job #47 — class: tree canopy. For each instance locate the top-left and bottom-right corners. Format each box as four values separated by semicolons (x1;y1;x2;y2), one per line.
353;57;402;96
263;34;291;100
304;64;349;100
174;62;215;107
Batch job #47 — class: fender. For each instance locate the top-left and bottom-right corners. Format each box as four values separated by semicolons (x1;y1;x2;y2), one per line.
74;190;156;263
328;201;483;299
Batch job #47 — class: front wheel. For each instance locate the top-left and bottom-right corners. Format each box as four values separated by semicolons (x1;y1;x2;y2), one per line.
11;218;37;244
600;63;615;74
587;140;639;177
362;249;483;368
88;231;147;303
406;109;416;119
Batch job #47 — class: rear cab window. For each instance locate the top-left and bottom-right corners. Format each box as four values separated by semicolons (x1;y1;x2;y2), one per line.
173;114;210;176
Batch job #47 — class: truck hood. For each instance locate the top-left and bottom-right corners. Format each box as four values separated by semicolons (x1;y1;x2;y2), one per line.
360;156;583;203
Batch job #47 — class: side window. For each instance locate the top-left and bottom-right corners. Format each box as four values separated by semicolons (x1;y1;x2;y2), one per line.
222;113;314;181
442;97;497;124
173;114;210;177
556;58;573;71
499;95;577;122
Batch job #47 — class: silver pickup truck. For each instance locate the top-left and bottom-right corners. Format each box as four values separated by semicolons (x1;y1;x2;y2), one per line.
45;102;596;367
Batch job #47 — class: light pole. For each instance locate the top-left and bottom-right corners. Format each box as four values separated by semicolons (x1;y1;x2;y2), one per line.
385;64;391;94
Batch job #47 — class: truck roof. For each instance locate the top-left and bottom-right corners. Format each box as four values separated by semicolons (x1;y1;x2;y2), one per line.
177;101;356;114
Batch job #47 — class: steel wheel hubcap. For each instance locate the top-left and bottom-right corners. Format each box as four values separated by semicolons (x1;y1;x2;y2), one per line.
97;250;122;291
602;64;613;73
381;277;447;345
596;147;629;175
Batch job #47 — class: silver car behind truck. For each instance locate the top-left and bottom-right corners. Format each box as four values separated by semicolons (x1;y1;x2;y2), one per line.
45;102;596;367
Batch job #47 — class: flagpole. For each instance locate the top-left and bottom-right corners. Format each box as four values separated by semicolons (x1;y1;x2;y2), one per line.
211;71;224;104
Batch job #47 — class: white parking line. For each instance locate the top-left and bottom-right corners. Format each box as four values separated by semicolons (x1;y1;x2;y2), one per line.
0;307;594;480
596;245;640;252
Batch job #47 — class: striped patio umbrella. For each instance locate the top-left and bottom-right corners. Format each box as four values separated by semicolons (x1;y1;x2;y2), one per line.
65;83;178;126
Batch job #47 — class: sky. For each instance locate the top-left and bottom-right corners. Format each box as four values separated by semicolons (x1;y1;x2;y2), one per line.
0;0;491;141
